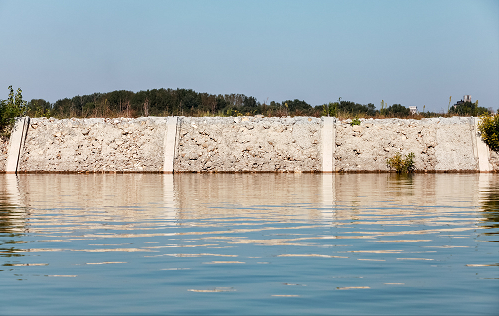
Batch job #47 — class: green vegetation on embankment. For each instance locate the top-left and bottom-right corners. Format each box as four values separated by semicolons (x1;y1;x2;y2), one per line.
2;86;494;120
0;86;27;136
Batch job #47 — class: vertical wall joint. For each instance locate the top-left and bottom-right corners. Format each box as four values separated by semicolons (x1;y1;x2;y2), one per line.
473;117;492;172
163;116;179;173
321;117;336;173
6;117;30;174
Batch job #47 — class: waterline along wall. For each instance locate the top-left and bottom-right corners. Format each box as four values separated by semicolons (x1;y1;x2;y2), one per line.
0;116;496;173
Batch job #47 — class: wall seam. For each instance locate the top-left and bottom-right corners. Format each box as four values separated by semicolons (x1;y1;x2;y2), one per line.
321;117;335;173
6;117;30;174
163;116;179;173
473;117;492;172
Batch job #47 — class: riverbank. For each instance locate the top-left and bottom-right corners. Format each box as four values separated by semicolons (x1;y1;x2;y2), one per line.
0;116;495;173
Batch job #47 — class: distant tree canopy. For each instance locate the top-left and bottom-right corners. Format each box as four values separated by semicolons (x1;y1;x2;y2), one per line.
386;104;410;117
18;86;479;119
337;101;376;116
27;89;322;118
27;99;51;118
321;100;376;117
449;101;490;116
43;89;277;118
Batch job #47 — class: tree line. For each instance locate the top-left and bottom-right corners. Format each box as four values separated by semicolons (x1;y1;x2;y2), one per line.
8;87;493;120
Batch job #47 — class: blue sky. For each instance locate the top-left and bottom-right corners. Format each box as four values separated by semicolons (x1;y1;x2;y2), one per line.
1;0;498;112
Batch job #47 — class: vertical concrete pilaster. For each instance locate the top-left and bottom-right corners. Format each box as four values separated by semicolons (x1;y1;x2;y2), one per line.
6;117;29;174
163;116;179;173
473;117;492;172
321;117;335;172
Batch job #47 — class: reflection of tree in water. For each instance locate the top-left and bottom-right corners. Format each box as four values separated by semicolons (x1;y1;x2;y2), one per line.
481;188;499;234
0;198;26;258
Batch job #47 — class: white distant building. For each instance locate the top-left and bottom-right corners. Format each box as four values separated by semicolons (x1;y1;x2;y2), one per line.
409;106;418;115
454;95;472;108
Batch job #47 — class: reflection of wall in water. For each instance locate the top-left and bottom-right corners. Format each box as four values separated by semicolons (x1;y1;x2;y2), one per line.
479;174;499;231
324;174;481;222
0;174;26;235
12;174;179;232
1;173;488;234
174;173;323;222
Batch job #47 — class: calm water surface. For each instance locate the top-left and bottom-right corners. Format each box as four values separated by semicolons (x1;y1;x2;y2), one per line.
0;173;497;315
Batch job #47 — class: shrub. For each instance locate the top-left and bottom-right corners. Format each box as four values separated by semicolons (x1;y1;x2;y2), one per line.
387;152;415;173
350;118;361;126
477;114;499;151
0;86;27;135
322;102;338;117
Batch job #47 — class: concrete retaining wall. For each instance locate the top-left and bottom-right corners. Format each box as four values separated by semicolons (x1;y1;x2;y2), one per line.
0;116;495;173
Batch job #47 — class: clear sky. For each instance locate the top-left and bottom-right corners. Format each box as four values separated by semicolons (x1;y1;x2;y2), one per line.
1;0;498;113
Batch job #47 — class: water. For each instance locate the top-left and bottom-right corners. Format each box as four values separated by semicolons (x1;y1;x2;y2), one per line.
0;173;497;315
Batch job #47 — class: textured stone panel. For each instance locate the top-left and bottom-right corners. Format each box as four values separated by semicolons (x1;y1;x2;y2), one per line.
0;136;9;171
434;117;476;171
174;116;322;172
18;117;168;172
335;118;438;172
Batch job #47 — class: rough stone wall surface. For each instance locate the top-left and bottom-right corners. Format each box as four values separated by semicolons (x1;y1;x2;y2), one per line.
488;150;499;171
433;117;477;171
18;117;168;172
334;117;479;172
0;136;9;171
0;115;491;173
334;118;438;171
174;116;321;172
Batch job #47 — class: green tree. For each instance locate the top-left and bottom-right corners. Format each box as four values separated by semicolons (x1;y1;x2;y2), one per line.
337;101;376;116
323;102;338;116
478;114;499;151
106;90;134;115
386;104;410;117
0;86;27;134
449;101;489;116
281;99;311;113
27;99;52;118
52;98;72;117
